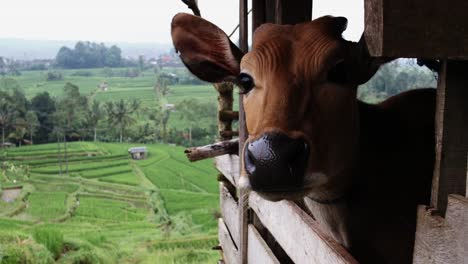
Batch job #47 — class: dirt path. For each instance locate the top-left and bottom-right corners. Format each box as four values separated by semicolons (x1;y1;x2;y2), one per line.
1;187;22;202
130;161;158;190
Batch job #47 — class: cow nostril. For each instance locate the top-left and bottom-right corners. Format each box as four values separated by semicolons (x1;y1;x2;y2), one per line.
243;133;310;192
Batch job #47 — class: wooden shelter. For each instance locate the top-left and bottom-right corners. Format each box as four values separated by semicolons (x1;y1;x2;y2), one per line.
183;0;467;263
128;146;148;160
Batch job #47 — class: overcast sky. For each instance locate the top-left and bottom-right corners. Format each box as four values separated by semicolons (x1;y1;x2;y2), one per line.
0;0;363;43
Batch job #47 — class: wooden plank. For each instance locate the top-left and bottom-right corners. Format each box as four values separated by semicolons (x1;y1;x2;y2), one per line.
413;194;468;264
219;218;239;264
220;182;240;246
215;154;240;187
275;0;312;25
248;224;281;264
185;139;238;162
431;60;468;215
364;0;468;58
249;192;358;264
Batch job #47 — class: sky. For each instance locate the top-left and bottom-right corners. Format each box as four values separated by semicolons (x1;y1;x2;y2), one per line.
0;0;364;43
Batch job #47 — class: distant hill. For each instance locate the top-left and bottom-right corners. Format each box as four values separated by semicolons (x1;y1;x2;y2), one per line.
0;38;172;60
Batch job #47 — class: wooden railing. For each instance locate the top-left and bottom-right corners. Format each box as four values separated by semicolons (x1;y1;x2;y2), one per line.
215;155;358;264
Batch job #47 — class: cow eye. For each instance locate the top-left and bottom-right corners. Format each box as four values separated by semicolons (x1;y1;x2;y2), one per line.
237;73;255;94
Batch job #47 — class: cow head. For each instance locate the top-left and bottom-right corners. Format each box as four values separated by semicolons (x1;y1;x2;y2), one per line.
172;13;380;202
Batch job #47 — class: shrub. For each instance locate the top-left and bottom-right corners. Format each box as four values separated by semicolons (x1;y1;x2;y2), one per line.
33;227;64;259
0;231;54;264
71;71;93;77
46;71;63;81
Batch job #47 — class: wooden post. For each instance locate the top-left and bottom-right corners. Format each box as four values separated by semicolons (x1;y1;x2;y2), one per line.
184;139;239;162
238;1;249;263
275;0;312;25
431;60;468;215
215;83;235;141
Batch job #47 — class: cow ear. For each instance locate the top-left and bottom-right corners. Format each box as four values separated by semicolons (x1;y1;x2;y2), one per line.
171;13;244;83
343;36;392;85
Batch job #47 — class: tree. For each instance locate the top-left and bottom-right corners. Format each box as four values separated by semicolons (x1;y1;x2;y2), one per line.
56;47;74;68
154;77;171;97
86;101;104;142
105;99;140;143
55;83;88;133
25;111;39;144
149;102;171;143
31;92;56;143
0;98;16;145
178;99;217;146
8;118;27;146
56;42;122;69
0;57;5;76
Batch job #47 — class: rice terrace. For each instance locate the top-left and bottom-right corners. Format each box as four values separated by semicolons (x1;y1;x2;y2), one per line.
0;142;220;263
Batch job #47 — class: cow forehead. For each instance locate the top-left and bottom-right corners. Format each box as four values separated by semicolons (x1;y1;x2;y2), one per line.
242;19;344;77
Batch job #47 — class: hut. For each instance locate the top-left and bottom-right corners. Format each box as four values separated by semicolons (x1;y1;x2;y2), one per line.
182;0;468;263
128;146;148;160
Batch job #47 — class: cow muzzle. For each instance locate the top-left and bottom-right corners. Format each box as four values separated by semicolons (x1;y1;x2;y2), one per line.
244;132;309;193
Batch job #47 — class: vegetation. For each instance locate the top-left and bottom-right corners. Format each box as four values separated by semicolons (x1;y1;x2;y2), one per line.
0;66;219;147
56;42;122;69
0;142;220;263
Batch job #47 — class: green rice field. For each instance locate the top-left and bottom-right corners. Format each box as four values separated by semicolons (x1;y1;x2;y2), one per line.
0;142;220;263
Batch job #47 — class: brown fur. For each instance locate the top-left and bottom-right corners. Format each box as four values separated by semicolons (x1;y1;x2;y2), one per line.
171;13;436;263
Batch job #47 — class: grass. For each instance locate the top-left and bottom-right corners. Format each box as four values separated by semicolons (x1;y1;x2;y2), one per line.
25;192;68;220
0;141;220;263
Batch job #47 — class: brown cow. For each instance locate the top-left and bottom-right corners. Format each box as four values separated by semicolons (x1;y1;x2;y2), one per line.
172;13;435;264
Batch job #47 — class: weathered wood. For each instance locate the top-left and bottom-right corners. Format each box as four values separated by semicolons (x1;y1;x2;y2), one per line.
215;82;234;141
275;0;312;25
215;154;240;187
220;131;239;138
413;194;468;264
220;182;240;246
248;224;281;264
184;139;239;162
181;0;201;17
364;0;468;58
219;218;240;264
249;192;358;264
219;110;239;122
431;60;468;215
238;6;249;264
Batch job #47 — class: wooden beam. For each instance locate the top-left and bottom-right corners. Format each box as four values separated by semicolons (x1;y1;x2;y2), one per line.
219;111;239;122
220;182;240;246
214;82;235;141
275;0;312;25
239;1;249;263
364;0;468;58
184;139;239;162
248;224;281;264
249;192;358;264
219;131;239;138
219;218;240;264
215;154;240;187
413;194;468;264
431;60;468;215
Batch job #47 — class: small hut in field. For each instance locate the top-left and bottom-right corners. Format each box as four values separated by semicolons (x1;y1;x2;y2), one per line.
128;146;148;160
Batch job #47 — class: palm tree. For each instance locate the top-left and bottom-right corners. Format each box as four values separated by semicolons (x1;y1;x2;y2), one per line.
105;99;139;143
25;111;39;144
86;101;104;142
8;118;27;146
0;98;16;145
